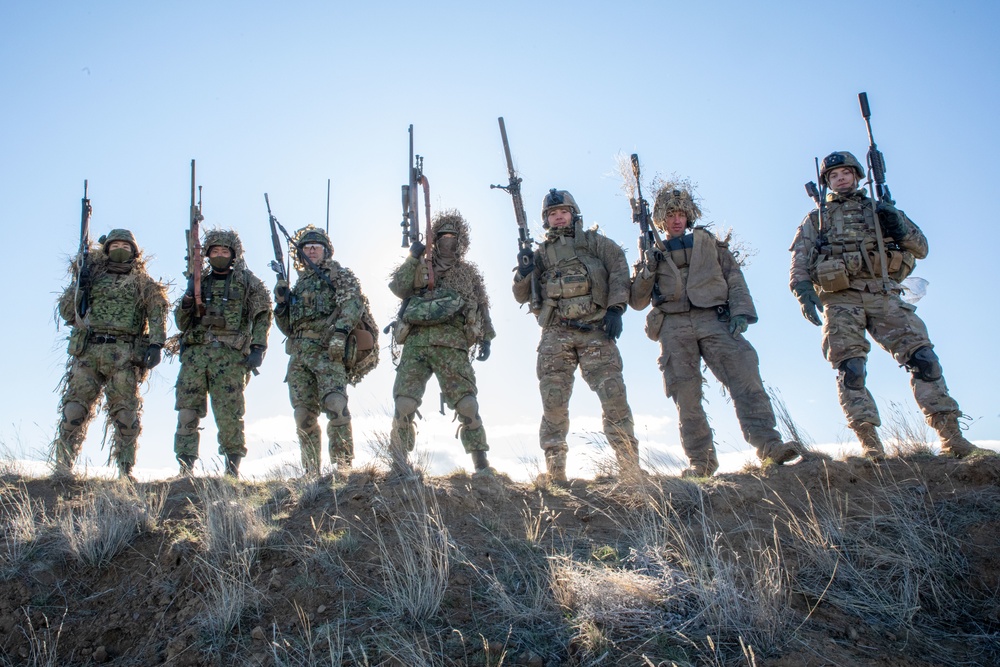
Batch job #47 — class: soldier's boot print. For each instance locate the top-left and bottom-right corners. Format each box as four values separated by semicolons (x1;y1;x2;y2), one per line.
929;411;974;458
177;455;198;476
224;454;242;479
853;422;885;461
294;408;322;475
543;448;569;486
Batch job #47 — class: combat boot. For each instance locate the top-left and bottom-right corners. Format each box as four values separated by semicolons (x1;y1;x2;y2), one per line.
118;462;135;482
929;411;974;458
759;440;803;467
680;463;717;479
470;450;495;478
224;454;243;479
853;422;885;461
544;449;568;486
177;455;197;476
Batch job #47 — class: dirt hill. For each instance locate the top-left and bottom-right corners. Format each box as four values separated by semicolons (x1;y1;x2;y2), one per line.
1;452;998;667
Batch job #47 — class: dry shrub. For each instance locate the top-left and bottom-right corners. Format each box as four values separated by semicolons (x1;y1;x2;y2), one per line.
193;478;269;563
268;602;346;667
0;608;66;667
0;484;41;579
881;401;935;457
195;549;260;650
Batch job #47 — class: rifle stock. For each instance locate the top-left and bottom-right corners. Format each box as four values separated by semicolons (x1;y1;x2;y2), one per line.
74;180;92;324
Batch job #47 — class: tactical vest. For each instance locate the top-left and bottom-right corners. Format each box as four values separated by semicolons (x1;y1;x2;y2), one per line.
653;229;729;314
540;226;609;323
86;272;147;336
288;271;339;332
183;273;250;350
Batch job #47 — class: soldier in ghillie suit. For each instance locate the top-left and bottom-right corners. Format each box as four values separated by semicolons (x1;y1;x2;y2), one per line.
174;228;271;477
513;189;640;483
273;226;379;475
54;229;168;479
790;151;976;460
630;185;801;477
388;210;495;475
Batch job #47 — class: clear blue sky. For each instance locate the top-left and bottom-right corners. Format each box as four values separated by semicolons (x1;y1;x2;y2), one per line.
3;1;998;479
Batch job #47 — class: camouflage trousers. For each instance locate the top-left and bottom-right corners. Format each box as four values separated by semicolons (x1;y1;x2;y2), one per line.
821;289;959;427
174;344;250;458
285;339;352;470
391;343;486;454
55;340;144;468
536;325;638;462
658;307;782;471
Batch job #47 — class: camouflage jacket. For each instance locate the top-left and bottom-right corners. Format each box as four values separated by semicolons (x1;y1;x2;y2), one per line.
274;259;364;343
175;265;272;353
58;251;168;345
789;189;927;295
389;255;495;350
630;227;757;322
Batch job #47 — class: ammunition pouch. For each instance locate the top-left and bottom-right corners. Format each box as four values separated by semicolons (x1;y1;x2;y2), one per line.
644;308;665;341
130;335;152;366
389;319;412;345
67;328;89;357
556;295;600;321
402;288;465;325
815;258;850;293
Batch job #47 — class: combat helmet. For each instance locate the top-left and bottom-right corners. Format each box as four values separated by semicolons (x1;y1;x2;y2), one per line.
819;151;865;185
99;228;138;255
430;209;470;257
652;186;702;229
295;226;332;254
202;228;243;259
541;189;581;227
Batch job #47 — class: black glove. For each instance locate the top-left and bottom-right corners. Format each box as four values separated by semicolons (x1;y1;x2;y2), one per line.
603;305;625;340
876;203;906;239
245;345;266;370
180;276;196;310
728;314;749;338
476;340;491;362
792;281;823;326
143;344;162;369
409;241;426;258
78;264;91;289
274;280;289;305
516;247;534;277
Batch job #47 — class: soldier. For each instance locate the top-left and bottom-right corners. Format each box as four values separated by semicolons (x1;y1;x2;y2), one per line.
790;151;975;460
630;185;801;477
513;189;640;483
388;210;495;475
54;229;168;479
174;228;272;477
273;226;378;475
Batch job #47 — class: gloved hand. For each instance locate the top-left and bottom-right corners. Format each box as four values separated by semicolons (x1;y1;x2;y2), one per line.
603;305;625;340
728;314;748;338
143;344;162;369
409;241;426;258
516;247;534;277
328;332;347;362
643;247;663;270
274;279;289;305
877;203;907;239
245;345;266;370
78;264;91;288
476;340;491;362
793;281;823;326
181;276;196;310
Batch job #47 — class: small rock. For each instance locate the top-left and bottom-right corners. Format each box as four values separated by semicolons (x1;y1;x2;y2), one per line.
317;605;326;614
93;646;109;663
527;653;544;667
251;626;266;641
847;626;859;640
488;640;504;654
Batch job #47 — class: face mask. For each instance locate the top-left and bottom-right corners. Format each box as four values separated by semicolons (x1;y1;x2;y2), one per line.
108;247;133;263
209;256;232;270
437;236;459;257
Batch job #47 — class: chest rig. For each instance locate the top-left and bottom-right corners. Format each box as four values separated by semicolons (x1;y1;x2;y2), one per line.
814;197;912;289
542;231;599;322
87;272;145;336
201;273;244;331
289;271;338;329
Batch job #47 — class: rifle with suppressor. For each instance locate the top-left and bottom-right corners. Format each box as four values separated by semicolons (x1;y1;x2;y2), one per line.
265;193;288;284
185;159;205;318
858;91;892;292
399;125;434;289
74;180;93;325
629;154;665;254
490;116;540;314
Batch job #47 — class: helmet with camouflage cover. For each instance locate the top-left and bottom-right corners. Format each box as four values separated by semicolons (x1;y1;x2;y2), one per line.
202;228;243;259
652;186;701;229
541;188;581;227
430;209;470;258
99;228;138;255
819;151;865;185
295;226;332;253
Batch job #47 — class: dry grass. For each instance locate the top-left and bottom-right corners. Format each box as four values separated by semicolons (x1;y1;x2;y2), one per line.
0;483;41;579
881;401;935;457
0;609;65;667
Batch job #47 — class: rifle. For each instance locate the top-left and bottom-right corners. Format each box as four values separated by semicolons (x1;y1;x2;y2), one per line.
399;125;433;288
185;159;205;317
264;196;338;293
325;178;331;235
73;180;93;323
491;117;541;314
265;193;288;283
857;91;892;292
629;153;665;254
805;156;827;238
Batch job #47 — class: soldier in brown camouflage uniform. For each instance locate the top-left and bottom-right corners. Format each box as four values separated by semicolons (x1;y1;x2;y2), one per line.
54;228;168;479
513;189;640;483
388;211;495;475
630;186;800;477
174;229;272;477
790;151;974;459
274;226;378;475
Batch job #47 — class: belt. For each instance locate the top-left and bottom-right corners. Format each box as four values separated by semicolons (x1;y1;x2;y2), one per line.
89;333;132;344
293;331;325;340
557;318;601;332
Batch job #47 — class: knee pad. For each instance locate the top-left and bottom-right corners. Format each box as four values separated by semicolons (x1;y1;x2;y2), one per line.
293;407;319;431
322;392;351;426
907;346;942;382
838;357;867;391
113;410;140;438
394;396;419;422
61;402;89;428
455;395;483;431
176;408;201;436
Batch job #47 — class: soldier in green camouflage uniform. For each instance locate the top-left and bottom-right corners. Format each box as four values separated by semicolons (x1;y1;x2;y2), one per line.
388;210;495;475
174;229;272;477
512;189;640;483
54;229;168;479
274;226;378;474
790;151;974;459
631;185;801;477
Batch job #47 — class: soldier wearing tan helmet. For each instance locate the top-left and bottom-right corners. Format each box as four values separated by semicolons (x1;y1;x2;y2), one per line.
631;183;801;477
790;151;977;459
513;189;640;484
54;228;169;479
